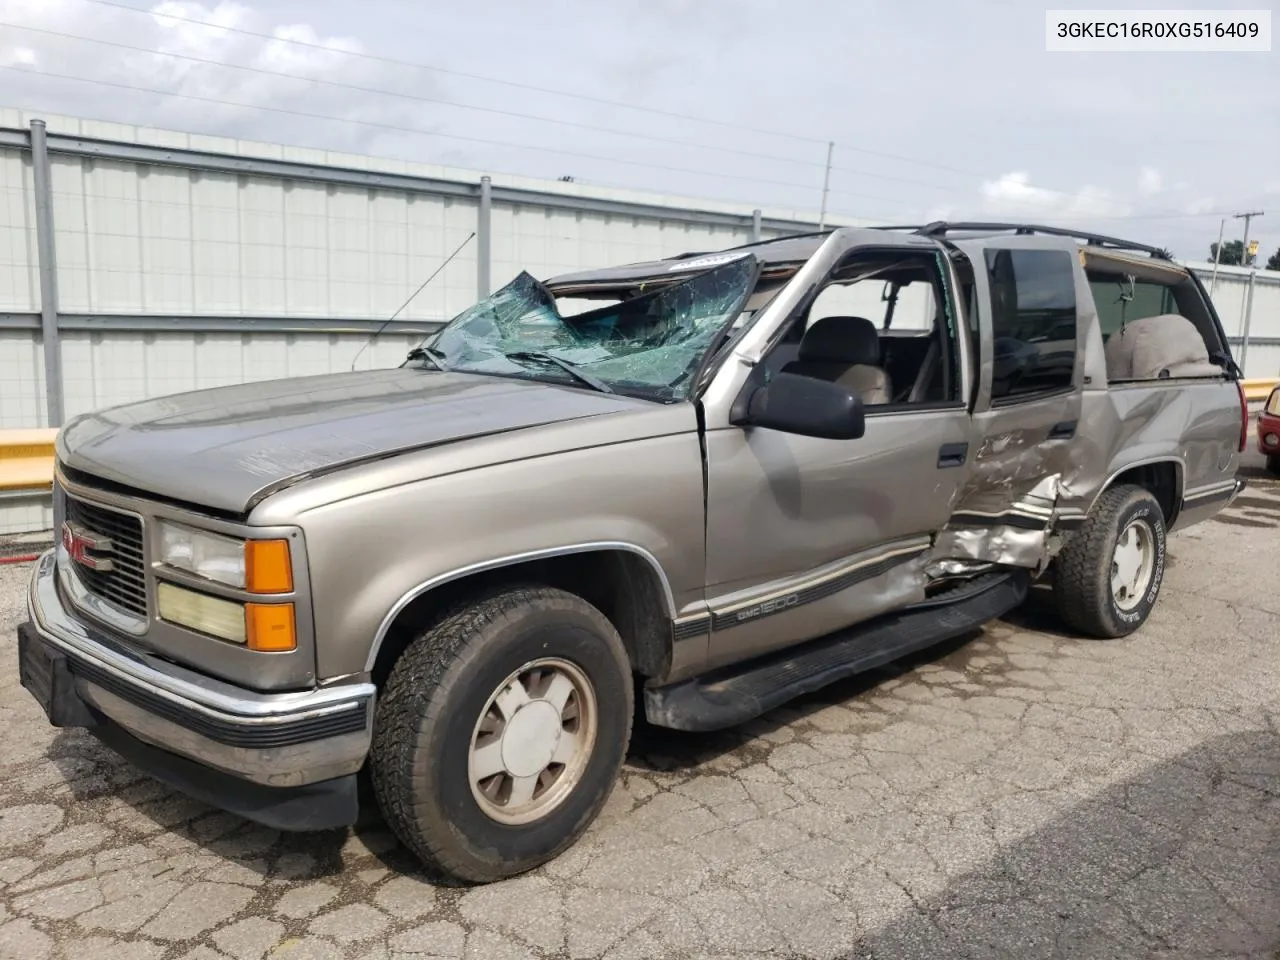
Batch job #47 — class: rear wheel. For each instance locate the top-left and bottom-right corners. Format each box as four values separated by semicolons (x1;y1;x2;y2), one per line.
1267;454;1280;477
1053;484;1167;638
369;586;633;883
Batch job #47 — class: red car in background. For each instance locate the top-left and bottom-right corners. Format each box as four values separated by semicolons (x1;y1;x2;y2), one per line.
1259;385;1280;476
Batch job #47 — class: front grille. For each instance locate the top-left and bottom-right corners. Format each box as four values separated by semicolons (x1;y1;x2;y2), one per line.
65;497;148;618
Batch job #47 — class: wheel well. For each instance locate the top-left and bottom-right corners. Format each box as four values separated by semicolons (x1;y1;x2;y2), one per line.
1108;461;1181;526
370;550;673;687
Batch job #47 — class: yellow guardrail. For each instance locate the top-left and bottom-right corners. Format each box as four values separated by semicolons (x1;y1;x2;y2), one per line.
1243;379;1279;403
0;428;58;493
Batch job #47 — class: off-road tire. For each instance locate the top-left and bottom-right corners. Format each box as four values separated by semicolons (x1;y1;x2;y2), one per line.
1053;484;1167;639
369;585;633;883
1267;454;1280;477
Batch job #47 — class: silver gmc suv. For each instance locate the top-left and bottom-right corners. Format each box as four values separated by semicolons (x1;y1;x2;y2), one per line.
18;223;1248;883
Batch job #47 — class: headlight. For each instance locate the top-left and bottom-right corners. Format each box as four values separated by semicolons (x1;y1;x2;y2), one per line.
158;522;246;588
157;522;293;593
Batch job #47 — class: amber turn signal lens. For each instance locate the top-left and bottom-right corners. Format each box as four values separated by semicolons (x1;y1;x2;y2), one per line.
245;539;292;593
246;603;297;652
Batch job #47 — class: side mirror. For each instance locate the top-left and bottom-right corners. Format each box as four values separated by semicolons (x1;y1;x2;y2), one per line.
734;371;866;440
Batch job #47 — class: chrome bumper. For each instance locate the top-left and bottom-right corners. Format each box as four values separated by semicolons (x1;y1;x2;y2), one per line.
25;550;374;787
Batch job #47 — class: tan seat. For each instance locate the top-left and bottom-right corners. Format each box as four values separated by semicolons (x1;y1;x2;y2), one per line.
1105;313;1219;381
781;316;892;405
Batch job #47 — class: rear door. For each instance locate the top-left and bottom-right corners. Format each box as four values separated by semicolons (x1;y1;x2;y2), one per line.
943;235;1087;564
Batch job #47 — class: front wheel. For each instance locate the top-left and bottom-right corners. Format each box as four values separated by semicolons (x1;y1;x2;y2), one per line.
369;586;633;883
1053;484;1167;638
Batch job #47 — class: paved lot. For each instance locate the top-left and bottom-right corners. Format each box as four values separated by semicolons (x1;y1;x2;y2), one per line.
0;481;1277;960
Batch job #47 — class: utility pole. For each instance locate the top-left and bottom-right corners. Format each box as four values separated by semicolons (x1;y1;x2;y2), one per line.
818;141;834;230
1209;217;1225;295
1234;210;1263;267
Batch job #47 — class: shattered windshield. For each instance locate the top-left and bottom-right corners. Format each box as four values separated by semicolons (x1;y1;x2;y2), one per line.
408;255;758;401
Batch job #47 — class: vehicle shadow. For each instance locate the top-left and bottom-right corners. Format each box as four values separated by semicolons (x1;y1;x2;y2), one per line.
41;626;993;890
45;727;431;884
842;724;1280;959
626;628;985;773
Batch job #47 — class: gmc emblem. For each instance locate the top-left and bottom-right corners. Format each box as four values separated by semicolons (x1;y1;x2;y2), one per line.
61;522;115;572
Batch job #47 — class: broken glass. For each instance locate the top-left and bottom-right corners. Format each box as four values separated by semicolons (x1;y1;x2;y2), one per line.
409;255;759;401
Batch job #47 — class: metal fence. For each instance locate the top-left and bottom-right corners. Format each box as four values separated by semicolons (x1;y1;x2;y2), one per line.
1;112;1278;535
0;114;832;430
0;113;837;533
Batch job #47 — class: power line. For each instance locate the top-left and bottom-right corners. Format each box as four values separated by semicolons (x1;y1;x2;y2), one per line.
2;21;843;176
64;0;1277;216
67;0;1040;185
0;63;924;210
5;20;1211;215
32;0;1179;210
6;61;1248;232
76;0;834;147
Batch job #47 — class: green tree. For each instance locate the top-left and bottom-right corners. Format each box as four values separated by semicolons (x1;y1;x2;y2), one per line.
1209;239;1244;265
1267;247;1280;271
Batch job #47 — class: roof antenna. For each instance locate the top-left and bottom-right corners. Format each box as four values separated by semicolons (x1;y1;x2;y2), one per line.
350;231;477;372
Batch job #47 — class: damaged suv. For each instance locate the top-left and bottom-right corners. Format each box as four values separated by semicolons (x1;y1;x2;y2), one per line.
19;223;1247;883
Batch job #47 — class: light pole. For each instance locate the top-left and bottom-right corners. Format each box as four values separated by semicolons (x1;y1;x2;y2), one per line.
1233;211;1263;373
1209;217;1225;295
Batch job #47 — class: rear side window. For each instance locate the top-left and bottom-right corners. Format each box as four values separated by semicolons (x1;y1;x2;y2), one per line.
1088;276;1177;337
983;249;1077;400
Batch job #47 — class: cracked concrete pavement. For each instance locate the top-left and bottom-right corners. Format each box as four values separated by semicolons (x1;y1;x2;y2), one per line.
0;480;1276;960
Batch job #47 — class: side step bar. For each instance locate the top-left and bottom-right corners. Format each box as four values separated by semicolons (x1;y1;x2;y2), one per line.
645;571;1029;732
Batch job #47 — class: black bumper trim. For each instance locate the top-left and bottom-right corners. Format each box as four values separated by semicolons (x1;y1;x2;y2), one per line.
91;717;359;831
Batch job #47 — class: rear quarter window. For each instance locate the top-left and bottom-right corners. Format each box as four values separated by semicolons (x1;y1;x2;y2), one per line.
1089;277;1178;336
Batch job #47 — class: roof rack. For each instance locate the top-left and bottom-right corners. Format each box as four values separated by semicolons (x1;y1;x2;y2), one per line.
872;221;1172;260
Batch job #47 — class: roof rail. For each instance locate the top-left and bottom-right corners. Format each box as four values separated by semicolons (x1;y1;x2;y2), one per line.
667;228;834;262
871;221;1172;259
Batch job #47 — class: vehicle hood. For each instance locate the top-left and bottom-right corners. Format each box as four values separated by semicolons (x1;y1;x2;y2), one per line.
57;369;650;515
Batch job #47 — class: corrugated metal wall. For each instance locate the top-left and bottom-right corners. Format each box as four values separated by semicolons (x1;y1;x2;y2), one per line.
2;111;1279;536
0;113;819;533
1188;262;1280;378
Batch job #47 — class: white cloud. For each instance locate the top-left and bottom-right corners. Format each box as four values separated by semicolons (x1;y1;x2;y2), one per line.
0;0;428;150
0;0;1269;259
0;45;36;67
1183;197;1218;216
973;171;1131;221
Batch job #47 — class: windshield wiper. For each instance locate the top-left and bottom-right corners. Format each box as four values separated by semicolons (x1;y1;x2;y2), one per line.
504;351;614;394
405;345;451;371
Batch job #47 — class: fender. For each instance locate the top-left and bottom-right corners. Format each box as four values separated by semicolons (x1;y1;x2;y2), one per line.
1084;455;1185;525
362;541;678;673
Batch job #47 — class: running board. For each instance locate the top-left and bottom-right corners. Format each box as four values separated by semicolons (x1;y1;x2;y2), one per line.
645;571;1029;732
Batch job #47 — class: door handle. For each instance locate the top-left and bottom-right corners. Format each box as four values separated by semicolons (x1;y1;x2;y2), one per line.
938;442;968;468
1049;420;1077;440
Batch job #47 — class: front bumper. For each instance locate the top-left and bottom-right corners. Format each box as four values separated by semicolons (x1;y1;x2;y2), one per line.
21;550;375;825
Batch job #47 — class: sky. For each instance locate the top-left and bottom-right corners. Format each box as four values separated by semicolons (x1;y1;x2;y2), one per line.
0;0;1276;262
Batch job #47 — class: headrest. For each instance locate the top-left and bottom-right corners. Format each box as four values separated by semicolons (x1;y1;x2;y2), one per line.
798;316;880;365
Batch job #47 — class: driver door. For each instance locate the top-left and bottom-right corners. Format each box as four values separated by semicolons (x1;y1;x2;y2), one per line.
700;238;976;669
